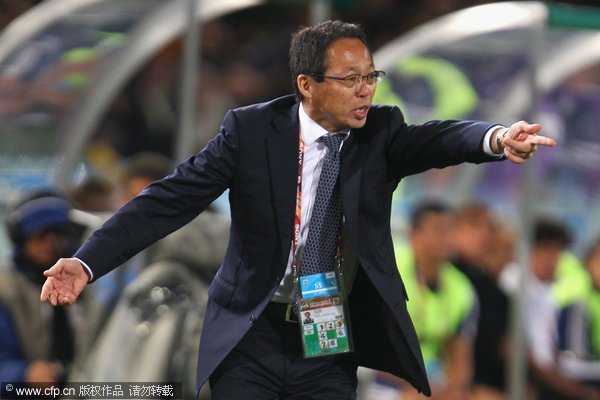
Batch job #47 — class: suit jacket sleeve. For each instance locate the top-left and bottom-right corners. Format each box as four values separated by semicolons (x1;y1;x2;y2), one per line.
382;106;499;180
75;110;240;280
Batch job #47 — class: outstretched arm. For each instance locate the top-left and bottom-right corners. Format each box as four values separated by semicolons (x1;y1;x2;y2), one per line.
40;258;90;306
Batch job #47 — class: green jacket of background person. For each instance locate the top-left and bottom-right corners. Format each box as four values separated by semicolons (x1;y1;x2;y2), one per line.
584;290;600;359
395;244;476;374
553;251;592;308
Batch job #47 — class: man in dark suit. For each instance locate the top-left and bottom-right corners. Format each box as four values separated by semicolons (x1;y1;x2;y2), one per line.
40;20;554;399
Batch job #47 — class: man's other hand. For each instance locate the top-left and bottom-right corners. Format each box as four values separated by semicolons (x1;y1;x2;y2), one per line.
40;258;89;306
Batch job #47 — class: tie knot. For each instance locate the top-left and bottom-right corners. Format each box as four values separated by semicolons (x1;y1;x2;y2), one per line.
321;133;345;154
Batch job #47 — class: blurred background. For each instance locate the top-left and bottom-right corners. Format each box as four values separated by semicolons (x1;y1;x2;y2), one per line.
1;0;599;399
1;0;599;256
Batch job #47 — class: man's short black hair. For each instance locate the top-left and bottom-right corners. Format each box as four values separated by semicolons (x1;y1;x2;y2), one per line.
533;218;572;248
410;200;453;230
289;20;368;100
121;152;173;184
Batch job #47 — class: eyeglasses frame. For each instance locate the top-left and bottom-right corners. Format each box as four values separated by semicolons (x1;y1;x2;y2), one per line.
309;70;386;88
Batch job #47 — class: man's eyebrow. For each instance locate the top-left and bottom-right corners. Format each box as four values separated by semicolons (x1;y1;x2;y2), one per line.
341;64;375;74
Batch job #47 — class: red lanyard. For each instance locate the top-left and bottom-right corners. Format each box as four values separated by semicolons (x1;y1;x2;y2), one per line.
291;136;305;283
292;134;343;283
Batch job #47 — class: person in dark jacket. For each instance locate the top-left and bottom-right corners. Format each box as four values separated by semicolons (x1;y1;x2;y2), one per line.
40;20;554;399
1;189;82;387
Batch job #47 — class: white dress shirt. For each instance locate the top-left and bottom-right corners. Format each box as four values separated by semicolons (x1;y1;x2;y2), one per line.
271;103;347;303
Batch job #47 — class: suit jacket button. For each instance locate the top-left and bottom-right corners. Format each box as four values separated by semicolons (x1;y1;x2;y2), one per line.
249;315;256;325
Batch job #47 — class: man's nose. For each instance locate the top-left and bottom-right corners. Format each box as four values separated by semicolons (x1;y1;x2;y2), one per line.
355;80;372;97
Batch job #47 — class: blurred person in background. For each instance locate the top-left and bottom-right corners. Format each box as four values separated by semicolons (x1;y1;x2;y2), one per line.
79;152;174;349
41;20;554;399
0;189;83;388
552;250;592;312
557;236;600;387
482;220;517;281
452;202;510;399
71;211;230;400
67;153;231;392
372;200;478;400
70;174;121;213
118;151;174;204
501;218;600;400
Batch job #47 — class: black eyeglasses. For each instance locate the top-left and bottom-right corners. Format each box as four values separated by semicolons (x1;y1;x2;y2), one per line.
310;70;385;88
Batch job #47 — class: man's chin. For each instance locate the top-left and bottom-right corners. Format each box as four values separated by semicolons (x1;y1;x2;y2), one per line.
349;119;367;129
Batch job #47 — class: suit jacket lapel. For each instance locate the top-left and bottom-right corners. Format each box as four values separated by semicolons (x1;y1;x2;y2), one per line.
340;129;366;250
264;102;367;259
266;102;300;245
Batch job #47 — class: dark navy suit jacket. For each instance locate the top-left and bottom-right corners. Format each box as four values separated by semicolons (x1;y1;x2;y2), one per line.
75;94;499;397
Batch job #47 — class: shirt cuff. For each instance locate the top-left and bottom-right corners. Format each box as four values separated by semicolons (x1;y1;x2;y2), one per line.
75;257;94;282
483;125;505;156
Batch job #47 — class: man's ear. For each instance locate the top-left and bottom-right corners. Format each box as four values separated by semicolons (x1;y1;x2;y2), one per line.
297;74;313;99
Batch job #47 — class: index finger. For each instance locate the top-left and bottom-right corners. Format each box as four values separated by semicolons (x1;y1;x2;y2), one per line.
505;135;555;151
526;135;556;147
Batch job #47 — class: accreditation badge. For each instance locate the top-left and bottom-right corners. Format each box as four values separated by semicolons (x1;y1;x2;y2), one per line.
299;271;339;299
297;273;353;358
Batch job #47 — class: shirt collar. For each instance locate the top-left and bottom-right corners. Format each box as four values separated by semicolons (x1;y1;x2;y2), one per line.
299;102;349;145
299;102;327;146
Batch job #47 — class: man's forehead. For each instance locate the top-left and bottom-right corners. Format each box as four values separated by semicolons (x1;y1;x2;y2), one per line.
325;40;373;71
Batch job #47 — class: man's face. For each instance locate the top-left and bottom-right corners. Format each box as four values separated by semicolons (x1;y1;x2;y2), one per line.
301;38;377;132
122;177;153;204
412;212;456;262
456;212;495;264
24;229;70;268
532;242;564;283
